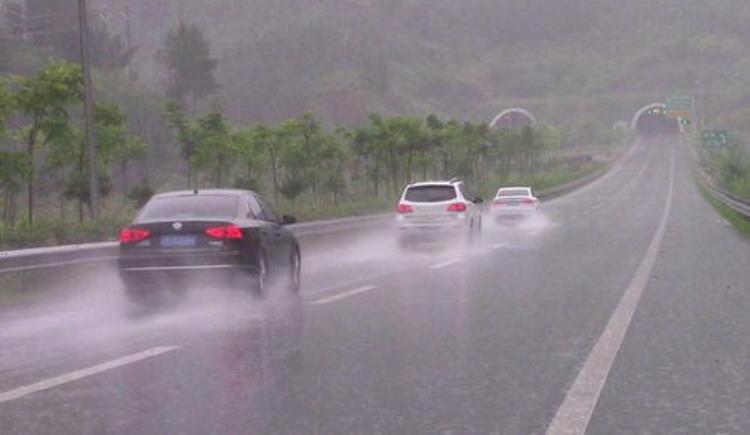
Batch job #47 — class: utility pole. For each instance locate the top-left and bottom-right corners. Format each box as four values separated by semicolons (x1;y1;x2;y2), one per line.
125;0;134;81
20;0;28;40
77;0;99;219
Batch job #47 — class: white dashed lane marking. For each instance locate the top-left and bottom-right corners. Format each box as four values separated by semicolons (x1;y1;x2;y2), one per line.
0;346;180;404
309;285;378;305
430;258;462;269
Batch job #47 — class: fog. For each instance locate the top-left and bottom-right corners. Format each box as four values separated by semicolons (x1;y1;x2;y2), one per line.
3;2;750;433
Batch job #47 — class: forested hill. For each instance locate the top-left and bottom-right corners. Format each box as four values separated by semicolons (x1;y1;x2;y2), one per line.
88;0;750;128
5;1;750;129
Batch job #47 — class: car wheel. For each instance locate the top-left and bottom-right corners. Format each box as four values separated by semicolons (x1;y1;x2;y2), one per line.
288;247;301;293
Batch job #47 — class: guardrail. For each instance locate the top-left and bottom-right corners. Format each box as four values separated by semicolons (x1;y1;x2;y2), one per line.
0;216;395;275
0;150;621;276
695;168;750;218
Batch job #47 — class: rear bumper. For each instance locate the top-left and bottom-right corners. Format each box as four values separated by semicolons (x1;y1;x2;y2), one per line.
491;207;537;218
396;223;468;242
118;248;257;291
396;214;468;229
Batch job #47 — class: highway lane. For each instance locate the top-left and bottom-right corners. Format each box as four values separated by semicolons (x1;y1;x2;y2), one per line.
1;138;748;434
587;139;750;434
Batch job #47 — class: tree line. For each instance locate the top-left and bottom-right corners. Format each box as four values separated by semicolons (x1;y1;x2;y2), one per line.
0;61;145;225
1;59;571;227
161;104;565;208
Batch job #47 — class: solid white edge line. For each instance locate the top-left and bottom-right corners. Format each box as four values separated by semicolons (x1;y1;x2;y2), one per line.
309;285;377;305
0;346;180;404
430;258;461;269
545;143;675;435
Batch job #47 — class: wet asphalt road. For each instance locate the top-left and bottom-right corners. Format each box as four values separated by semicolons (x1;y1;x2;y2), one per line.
1;138;749;434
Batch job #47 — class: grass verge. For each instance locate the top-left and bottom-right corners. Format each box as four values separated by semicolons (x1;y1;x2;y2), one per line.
699;184;750;238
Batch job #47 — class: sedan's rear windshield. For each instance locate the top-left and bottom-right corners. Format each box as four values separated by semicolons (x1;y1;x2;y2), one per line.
404;186;457;202
138;195;239;221
497;189;531;197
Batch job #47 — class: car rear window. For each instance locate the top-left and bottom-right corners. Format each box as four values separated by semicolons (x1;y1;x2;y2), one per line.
138;195;239;221
497;189;530;197
404;185;457;202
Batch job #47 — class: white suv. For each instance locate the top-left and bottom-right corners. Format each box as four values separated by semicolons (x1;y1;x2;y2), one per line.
395;180;483;247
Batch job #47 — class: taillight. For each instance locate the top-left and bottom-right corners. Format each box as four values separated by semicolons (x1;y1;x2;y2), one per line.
396;203;414;214
205;224;244;240
119;228;151;244
493;200;507;207
446;202;467;212
523;199;535;206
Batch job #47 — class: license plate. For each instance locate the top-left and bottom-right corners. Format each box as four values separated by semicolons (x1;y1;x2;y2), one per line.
508;201;521;206
160;235;197;248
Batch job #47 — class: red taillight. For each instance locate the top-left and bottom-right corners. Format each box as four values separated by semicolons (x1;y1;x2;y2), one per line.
119;228;151;244
396;203;414;214
446;202;467;212
493;200;507;207
522;199;535;206
205;224;244;240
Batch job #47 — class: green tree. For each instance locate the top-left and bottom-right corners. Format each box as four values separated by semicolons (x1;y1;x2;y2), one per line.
127;180;154;208
318;132;348;204
193;108;232;187
89;21;137;70
12;61;83;224
156;22;219;109
50;104;129;221
113;137;149;193
277;121;311;203
366;113;424;194
349;124;382;196
164;101;198;187
252;125;283;203
0;152;30;225
0;79;12;138
282;113;326;198
231;128;266;191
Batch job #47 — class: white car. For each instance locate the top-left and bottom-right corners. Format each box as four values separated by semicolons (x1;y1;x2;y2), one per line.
491;187;539;220
395;180;483;247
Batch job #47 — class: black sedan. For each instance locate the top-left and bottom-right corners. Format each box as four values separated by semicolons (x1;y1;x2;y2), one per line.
118;189;301;304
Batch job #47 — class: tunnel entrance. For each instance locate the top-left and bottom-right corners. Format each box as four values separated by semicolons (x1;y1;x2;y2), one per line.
631;103;681;136
490;108;536;129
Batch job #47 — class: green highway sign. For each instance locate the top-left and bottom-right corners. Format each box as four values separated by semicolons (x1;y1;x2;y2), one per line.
666;95;692;119
701;129;728;147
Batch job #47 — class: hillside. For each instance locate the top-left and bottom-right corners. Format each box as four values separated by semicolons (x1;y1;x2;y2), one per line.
77;1;750;133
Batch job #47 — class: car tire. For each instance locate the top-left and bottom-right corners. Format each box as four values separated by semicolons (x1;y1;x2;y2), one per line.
288;247;301;293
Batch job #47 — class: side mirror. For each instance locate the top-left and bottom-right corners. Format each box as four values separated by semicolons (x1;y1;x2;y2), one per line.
281;215;297;225
473;197;484;204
